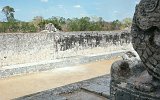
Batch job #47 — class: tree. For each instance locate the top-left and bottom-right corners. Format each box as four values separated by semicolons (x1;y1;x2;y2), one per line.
67;18;79;31
32;16;44;31
32;16;43;25
2;6;15;22
78;17;90;31
111;20;122;30
122;18;132;28
59;17;66;24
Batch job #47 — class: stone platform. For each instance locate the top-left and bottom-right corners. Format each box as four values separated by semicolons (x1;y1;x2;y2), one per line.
110;81;160;100
16;75;110;100
0;51;127;79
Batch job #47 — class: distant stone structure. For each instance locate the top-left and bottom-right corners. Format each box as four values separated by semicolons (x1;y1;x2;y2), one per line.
45;23;57;32
110;0;160;99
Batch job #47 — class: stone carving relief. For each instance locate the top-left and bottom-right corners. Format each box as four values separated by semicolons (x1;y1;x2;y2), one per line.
110;0;160;99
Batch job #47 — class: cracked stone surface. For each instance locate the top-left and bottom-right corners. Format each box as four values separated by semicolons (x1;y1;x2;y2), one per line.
82;75;110;97
16;75;110;100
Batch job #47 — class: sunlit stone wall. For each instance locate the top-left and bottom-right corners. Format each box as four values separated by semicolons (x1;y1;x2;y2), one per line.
0;30;131;67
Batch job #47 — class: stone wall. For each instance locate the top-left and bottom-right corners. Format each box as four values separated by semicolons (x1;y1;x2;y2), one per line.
0;33;55;67
0;30;131;67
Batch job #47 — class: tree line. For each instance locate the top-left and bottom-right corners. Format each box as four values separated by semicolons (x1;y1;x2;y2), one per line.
0;6;132;33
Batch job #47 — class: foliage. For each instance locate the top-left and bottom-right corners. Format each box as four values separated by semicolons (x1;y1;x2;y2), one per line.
0;6;132;33
2;6;15;22
122;18;132;28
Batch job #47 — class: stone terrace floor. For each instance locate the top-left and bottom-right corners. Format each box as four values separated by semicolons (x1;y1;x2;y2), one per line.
17;75;110;100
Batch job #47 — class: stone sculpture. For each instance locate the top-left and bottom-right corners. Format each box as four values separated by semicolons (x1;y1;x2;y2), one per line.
110;0;160;99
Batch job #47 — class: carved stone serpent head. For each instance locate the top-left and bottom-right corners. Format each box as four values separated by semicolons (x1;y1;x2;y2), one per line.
132;0;160;80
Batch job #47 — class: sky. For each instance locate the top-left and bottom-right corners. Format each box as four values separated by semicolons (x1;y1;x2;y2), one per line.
0;0;140;22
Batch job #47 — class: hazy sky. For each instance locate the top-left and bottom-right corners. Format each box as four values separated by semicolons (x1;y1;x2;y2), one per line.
0;0;140;22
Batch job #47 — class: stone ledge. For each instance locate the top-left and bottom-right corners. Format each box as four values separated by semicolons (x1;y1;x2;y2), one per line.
0;50;127;79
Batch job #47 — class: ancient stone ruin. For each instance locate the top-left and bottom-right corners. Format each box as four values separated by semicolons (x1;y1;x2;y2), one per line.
45;23;57;32
0;31;131;78
110;0;160;99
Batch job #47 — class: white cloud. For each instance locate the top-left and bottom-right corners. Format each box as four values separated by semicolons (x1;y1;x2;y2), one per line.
73;5;81;8
41;0;48;3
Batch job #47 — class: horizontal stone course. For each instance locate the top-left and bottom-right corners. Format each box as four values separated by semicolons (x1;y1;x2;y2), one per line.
0;51;126;78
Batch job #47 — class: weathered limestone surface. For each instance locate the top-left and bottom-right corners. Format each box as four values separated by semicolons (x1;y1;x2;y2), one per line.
0;33;55;67
110;0;160;100
0;31;131;67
